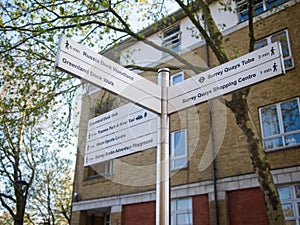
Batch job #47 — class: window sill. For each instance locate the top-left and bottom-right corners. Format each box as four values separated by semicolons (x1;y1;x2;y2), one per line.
265;143;300;152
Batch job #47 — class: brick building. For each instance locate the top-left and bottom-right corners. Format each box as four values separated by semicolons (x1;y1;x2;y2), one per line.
71;1;300;224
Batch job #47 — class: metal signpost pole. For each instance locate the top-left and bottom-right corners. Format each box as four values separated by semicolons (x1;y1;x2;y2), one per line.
157;68;170;225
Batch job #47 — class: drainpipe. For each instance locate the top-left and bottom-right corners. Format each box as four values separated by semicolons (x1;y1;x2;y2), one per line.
209;100;220;225
204;27;219;225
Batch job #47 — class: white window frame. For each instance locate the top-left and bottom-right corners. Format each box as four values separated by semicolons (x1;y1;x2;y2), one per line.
236;0;289;22
170;72;184;85
278;184;300;224
171;197;193;225
105;160;113;175
170;129;188;170
259;97;300;151
254;29;294;70
162;24;181;55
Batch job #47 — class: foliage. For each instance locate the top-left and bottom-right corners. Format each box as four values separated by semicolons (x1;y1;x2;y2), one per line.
0;54;76;223
0;0;79;223
29;150;73;224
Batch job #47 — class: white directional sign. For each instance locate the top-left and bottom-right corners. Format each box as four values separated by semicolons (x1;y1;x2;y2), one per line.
84;103;158;166
54;36;285;164
55;35;161;114
168;42;285;113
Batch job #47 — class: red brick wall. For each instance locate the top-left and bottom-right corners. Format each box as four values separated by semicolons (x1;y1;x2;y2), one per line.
228;188;268;225
193;195;210;225
122;201;155;225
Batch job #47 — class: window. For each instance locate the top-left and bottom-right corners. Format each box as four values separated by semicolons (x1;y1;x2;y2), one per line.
170;129;188;170
259;97;300;151
278;184;300;224
171;198;193;225
162;24;181;55
254;29;294;70
236;0;288;22
87;160;113;178
171;72;184;85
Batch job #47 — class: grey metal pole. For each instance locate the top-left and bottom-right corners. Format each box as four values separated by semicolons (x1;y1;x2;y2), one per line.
156;68;170;225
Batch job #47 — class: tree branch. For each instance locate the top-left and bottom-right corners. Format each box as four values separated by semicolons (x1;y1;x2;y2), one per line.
0;193;16;218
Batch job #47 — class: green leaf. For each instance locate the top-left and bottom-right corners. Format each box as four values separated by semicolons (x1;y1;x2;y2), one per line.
59;6;65;15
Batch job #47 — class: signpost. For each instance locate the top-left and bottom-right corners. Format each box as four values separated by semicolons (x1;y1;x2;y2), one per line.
55;36;285;225
84;103;158;166
55;35;162;114
168;42;285;113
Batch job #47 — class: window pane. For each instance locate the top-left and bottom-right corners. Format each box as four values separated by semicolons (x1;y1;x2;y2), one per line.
278;186;291;200
295;185;300;198
254;39;268;50
171;130;187;170
264;137;283;150
261;105;280;137
172;198;193;225
164;25;180;38
237;0;288;22
281;99;300;133
282;203;294;217
278;184;300;224
163;24;181;53
254;2;264;15
176;198;192;210
176;213;192;225
284;58;293;69
255;30;293;69
239;10;249;22
267;0;288;10
284;134;300;146
174;158;187;169
172;74;183;85
271;31;290;58
174;131;186;157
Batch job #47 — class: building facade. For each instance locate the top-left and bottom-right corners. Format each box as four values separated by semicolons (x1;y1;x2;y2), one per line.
71;1;300;224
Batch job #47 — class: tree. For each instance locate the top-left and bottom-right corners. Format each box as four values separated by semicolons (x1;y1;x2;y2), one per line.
175;1;285;224
0;16;78;223
0;0;291;224
0;54;77;224
29;150;73;225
